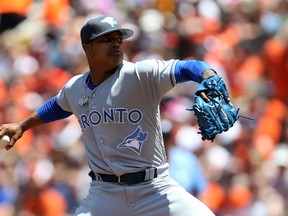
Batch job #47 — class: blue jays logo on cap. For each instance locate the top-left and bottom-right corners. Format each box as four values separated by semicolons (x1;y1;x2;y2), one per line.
117;126;148;155
100;17;118;28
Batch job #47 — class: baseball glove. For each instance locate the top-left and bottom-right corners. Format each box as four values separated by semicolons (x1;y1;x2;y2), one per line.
189;75;239;141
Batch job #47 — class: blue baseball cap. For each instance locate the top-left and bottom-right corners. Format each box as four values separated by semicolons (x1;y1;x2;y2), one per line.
80;16;134;43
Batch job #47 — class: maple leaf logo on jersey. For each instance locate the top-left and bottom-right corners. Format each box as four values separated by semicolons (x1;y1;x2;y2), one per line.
100;17;118;28
117;126;148;155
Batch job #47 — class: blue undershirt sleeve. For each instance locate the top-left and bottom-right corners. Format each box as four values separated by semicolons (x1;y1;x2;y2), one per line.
174;60;212;83
37;96;72;123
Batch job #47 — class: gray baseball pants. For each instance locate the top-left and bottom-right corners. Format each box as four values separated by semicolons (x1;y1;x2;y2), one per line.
74;163;215;216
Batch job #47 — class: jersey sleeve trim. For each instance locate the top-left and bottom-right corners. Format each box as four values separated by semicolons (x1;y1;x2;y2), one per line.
170;68;176;87
174;60;212;83
37;96;72;123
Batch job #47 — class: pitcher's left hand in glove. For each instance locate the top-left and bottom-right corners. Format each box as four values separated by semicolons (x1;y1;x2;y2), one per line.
189;75;239;141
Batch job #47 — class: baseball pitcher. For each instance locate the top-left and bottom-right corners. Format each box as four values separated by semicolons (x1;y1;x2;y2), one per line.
0;15;238;216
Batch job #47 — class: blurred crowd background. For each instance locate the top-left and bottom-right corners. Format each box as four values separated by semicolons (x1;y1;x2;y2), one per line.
0;0;287;215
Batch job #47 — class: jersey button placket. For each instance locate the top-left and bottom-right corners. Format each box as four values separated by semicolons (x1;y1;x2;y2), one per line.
90;90;97;110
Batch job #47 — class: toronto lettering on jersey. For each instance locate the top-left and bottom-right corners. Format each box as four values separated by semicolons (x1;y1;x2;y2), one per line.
78;107;143;130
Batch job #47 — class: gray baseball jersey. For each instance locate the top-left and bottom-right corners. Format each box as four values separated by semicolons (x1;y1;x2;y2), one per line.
56;59;177;176
57;59;215;216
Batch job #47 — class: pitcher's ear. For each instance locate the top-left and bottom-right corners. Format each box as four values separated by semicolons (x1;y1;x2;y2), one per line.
82;43;90;52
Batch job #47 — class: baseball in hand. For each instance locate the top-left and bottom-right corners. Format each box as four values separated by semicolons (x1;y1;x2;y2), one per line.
0;135;10;149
